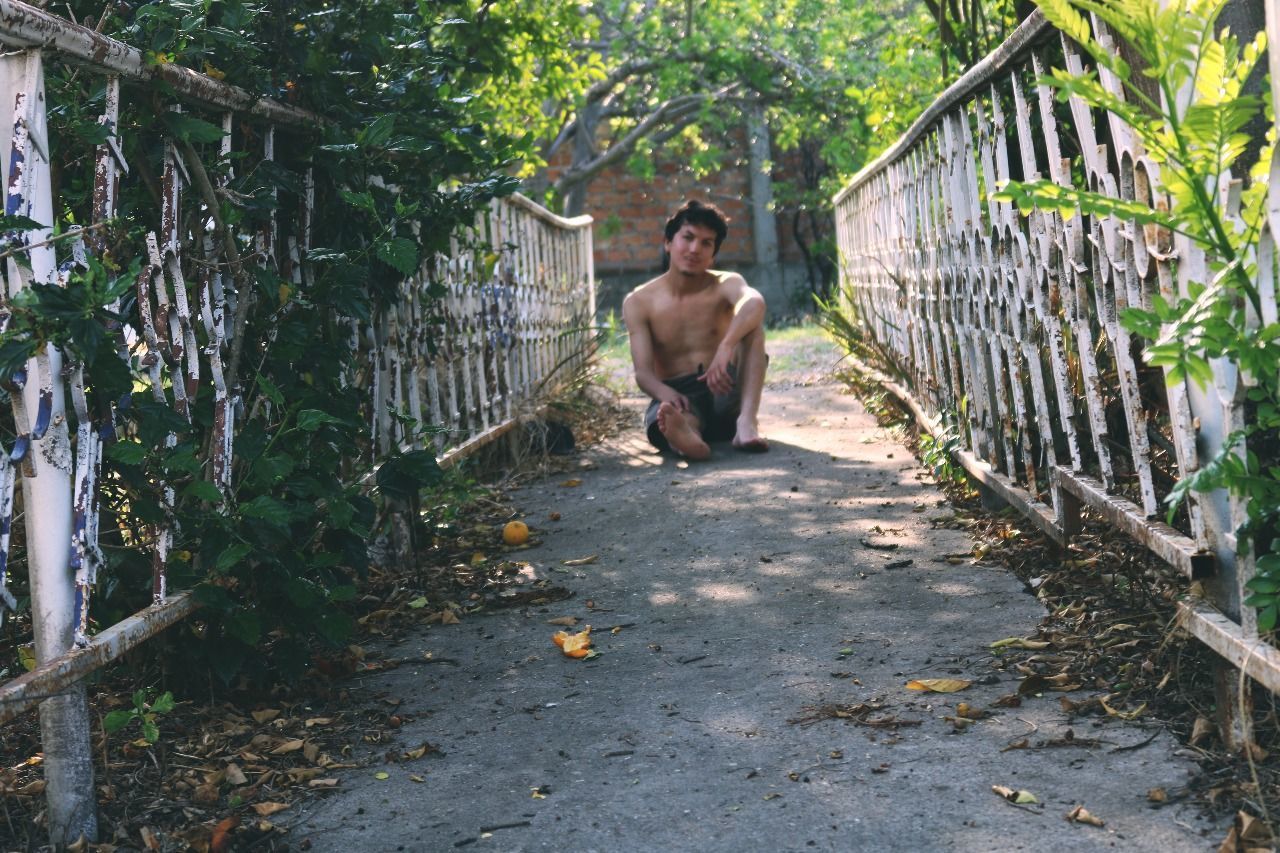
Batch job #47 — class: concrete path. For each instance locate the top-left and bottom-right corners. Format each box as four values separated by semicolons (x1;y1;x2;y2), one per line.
291;375;1222;852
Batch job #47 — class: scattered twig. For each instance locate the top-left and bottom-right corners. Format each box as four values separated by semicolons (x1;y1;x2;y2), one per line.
1109;730;1160;753
478;820;531;833
0;220;112;262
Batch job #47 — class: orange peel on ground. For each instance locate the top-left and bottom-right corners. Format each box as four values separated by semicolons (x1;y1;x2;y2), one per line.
552;625;592;658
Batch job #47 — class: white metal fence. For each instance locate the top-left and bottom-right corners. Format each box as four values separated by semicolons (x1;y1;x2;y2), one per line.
0;1;593;842
834;5;1280;708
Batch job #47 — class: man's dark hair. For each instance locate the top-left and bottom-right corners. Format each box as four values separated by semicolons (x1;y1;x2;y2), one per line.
664;199;730;255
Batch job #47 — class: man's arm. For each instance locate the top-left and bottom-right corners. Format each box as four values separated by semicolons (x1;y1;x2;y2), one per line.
622;292;690;411
699;274;765;395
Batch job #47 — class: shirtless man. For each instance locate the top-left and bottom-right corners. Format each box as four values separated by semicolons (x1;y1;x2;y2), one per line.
622;199;768;460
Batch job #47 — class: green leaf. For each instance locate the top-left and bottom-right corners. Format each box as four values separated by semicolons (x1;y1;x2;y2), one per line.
328;584;357;602
241;495;291;527
183;480;223;503
256;374;285;406
151;691;176;714
297;409;342;431
376;237;419;276
376;449;442;500
141;721;160;744
160;112;228;144
107;441;148;465
1258;604;1278;634
225;609;262;646
193;582;235;611
339;190;377;215
215;543;254;573
0;214;45;232
103;709;135;733
360;114;395;149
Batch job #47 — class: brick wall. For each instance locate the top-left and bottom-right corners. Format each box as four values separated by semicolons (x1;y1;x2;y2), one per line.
545;124;807;277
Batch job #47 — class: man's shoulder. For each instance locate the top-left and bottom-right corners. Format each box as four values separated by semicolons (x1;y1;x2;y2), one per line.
710;269;752;297
623;275;665;306
711;269;748;287
622;277;663;323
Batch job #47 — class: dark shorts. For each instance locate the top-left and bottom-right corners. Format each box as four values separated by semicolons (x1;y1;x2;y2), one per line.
643;367;741;452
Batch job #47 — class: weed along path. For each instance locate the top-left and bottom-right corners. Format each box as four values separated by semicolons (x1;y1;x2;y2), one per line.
292;357;1222;851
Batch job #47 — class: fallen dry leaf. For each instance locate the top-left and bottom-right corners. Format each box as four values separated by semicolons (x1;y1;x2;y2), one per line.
1148;788;1167;803
561;555;599;567
308;778;340;788
223;763;248;786
546;616;579;626
992;785;1038;805
402;742;440;761
990;637;1051;650
270;739;304;755
905;678;972;693
251;802;289;817
193;783;220;804
553;625;593;658
305;717;334;728
1191;716;1215;746
251;709;281;724
1099;696;1146;720
210;816;239;853
559;479;582;487
1066;805;1105;827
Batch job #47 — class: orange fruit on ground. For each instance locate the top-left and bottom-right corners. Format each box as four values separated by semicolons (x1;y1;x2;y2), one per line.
503;520;530;546
552;625;592;658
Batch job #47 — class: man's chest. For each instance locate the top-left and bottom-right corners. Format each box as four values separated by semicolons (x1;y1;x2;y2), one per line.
648;293;730;349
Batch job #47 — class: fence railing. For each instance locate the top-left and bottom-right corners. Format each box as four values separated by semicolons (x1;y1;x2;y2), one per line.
833;3;1280;719
0;0;593;842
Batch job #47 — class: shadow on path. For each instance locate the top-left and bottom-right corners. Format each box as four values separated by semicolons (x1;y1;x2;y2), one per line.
291;382;1221;852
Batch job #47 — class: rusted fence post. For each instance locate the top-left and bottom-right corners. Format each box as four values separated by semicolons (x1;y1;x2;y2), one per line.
1;49;97;844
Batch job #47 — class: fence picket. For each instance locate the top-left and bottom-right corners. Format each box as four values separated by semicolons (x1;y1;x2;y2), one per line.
834;8;1278;699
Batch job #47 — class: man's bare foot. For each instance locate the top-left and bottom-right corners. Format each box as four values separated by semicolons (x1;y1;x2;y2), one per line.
657;402;711;460
732;419;769;453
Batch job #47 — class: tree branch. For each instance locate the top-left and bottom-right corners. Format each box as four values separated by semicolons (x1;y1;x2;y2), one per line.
552;84;739;195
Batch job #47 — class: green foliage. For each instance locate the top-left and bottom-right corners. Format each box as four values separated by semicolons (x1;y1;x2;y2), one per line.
920;410;970;489
814;283;903;377
6;0;582;686
998;0;1278;626
102;689;176;745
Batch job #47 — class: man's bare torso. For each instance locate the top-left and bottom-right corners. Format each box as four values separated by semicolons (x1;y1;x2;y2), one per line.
627;271;736;379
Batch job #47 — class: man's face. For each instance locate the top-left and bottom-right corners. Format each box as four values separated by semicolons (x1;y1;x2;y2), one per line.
665;222;718;276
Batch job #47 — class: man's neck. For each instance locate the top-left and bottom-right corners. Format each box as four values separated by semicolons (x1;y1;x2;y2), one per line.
664;268;714;295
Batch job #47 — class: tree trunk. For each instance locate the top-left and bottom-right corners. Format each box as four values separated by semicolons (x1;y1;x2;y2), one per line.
563;101;601;218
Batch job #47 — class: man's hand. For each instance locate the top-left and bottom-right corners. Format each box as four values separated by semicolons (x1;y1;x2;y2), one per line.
698;346;736;396
657;387;692;412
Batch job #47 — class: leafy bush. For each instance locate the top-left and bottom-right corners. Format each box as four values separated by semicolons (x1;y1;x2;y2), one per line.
2;0;587;684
